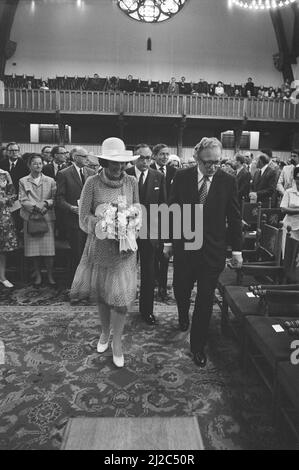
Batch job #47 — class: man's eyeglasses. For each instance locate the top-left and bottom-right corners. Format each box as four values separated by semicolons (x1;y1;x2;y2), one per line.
138;156;151;161
8;149;19;153
200;160;220;168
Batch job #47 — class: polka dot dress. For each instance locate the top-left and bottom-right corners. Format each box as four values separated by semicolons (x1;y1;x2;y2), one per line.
70;170;139;312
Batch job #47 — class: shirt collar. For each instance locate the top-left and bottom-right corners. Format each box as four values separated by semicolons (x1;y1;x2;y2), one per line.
28;173;44;185
135;166;148;180
72;162;82;174
197;165;213;183
260;163;269;175
155;162;166;171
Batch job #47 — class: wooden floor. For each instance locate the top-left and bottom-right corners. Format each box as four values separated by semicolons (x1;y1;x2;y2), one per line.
61;417;204;450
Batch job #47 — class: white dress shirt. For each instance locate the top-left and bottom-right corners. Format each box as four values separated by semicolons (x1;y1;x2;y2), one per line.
155;163;166;174
9;159;17;171
53;161;60;176
197;166;213;193
280;186;299;231
135;167;149;183
72;162;83;179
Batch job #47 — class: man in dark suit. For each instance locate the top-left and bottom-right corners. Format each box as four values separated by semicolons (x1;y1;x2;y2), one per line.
0;141;29;193
164;137;243;367
43;145;68;180
250;153;278;207
127;144;167;325
235;154;251;204
56;146;95;282
150;143;177;301
41;145;53;164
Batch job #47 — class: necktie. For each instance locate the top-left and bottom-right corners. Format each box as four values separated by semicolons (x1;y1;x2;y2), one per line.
138;171;144;196
198;176;208;204
255;169;261;187
80;168;85;185
10;162;15;172
159;166;165;174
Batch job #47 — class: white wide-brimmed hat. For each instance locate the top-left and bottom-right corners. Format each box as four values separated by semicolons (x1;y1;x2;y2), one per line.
98;137;138;162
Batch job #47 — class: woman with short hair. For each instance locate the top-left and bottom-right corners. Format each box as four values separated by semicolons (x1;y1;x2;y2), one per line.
19;153;56;286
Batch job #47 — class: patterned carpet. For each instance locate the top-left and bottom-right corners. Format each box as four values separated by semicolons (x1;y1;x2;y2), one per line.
0;273;289;450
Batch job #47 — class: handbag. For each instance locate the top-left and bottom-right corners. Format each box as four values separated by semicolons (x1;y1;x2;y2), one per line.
27;212;49;236
26;178;49;236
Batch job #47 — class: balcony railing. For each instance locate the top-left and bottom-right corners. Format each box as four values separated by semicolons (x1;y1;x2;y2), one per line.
2;88;299;122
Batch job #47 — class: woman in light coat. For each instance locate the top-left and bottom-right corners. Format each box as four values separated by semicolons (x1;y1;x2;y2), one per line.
19;153;56;286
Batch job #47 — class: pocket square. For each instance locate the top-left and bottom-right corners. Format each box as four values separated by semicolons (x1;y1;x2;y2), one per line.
154;187;159;190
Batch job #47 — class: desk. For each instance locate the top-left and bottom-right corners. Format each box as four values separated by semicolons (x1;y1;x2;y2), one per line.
224;286;299;320
61;417;204;450
244;316;296;413
277;362;299;447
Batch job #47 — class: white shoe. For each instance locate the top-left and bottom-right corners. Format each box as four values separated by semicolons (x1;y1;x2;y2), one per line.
96;334;110;353
0;280;14;288
111;343;124;368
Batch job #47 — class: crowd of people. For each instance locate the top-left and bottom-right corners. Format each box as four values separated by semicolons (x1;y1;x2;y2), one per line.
3;73;296;100
1;138;299;368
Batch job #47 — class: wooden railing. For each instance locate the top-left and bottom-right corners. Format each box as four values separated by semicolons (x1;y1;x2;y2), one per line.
2;88;299;122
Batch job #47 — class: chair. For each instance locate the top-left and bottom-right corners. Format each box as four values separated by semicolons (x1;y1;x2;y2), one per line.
260;207;283;228
249;227;299;316
223;228;299;335
47;78;57;89
56;76;65;90
241;200;262;249
218;221;283;329
4;74;13;87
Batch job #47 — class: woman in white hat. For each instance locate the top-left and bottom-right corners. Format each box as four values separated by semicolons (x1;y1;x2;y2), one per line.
70;138;139;368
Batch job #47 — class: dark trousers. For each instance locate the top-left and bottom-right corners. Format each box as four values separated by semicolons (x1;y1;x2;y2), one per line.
67;227;87;281
154;242;169;290
173;249;220;353
138;239;155;317
12;209;23;234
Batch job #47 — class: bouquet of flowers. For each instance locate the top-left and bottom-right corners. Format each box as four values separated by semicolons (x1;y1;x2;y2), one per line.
94;196;142;252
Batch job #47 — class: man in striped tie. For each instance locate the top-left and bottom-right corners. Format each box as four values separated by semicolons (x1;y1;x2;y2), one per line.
164;137;243;368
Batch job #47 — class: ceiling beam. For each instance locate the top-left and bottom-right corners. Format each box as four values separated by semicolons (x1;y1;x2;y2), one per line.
291;2;299;59
0;0;19;79
270;8;295;82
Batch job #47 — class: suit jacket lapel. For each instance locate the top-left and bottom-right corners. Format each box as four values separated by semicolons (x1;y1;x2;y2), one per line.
204;170;225;208
71;165;83;188
237;168;244;181
189;165;199;203
261;166;270;180
143;169;152;202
